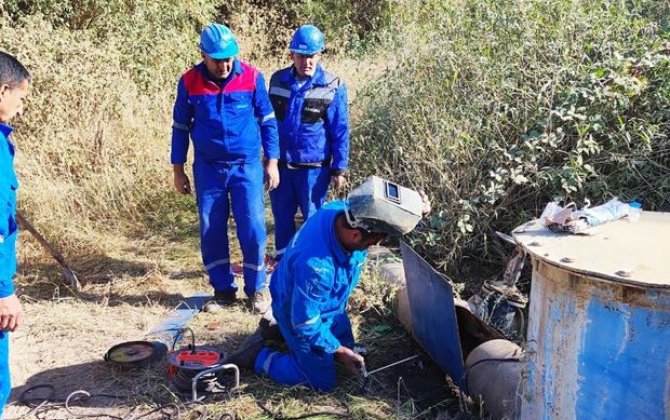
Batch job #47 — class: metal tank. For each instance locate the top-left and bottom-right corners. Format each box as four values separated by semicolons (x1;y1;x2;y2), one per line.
513;211;670;420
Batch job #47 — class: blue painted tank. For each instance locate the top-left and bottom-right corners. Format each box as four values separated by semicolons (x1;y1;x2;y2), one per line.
513;211;670;419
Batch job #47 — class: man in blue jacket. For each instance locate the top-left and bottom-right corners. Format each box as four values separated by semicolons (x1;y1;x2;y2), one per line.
228;176;428;391
268;25;350;261
0;51;30;418
171;23;279;313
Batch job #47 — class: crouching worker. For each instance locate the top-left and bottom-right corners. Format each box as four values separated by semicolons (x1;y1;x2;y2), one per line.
227;176;429;391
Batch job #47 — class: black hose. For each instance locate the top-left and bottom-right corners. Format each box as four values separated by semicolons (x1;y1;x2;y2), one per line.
7;383;234;420
256;400;350;419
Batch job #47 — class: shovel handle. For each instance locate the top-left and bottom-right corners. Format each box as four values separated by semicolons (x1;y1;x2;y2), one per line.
15;211;69;268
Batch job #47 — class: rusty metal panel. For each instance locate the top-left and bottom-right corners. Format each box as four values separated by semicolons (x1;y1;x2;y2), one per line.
400;241;466;389
518;238;670;419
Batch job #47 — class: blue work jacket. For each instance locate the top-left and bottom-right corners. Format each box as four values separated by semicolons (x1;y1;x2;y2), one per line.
171;59;279;164
268;65;349;175
269;200;366;355
0;123;18;298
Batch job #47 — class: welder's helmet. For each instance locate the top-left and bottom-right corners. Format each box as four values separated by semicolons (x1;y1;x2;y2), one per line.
289;25;325;55
200;23;239;59
345;176;424;236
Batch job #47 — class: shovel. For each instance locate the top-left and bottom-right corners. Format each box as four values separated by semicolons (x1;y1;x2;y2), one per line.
15;210;81;291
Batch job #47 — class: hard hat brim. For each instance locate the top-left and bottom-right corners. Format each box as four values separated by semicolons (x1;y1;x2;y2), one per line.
289;47;323;55
201;44;239;60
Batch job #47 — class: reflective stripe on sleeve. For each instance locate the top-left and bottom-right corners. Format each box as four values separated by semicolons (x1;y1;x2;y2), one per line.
173;122;190;131
269;86;291;97
293;315;320;329
205;258;230;270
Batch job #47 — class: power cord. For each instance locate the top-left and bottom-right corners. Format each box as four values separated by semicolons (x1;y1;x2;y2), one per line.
6;384;236;420
255;400;350;419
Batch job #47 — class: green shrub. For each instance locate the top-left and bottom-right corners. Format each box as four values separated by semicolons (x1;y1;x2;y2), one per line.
219;0;396;59
352;0;670;272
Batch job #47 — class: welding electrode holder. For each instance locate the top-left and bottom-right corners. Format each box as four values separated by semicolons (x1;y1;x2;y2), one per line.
353;344;368;377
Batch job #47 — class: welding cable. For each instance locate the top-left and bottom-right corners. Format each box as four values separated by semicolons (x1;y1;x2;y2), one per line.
124;400;234;420
255;400;350;419
171;326;197;351
8;384;232;420
3;384;54;420
3;385;128;420
65;390;124;419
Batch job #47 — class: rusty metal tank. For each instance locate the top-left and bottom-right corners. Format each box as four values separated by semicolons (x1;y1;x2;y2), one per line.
513;211;670;419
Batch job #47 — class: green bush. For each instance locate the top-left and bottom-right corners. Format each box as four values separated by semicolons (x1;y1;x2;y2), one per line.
2;0;667;275
352;0;670;272
219;0;396;59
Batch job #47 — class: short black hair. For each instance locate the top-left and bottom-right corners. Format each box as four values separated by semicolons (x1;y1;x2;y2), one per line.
0;51;30;88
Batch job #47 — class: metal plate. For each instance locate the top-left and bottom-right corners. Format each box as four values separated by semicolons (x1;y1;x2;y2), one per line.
513;211;670;287
401;241;466;390
146;293;211;343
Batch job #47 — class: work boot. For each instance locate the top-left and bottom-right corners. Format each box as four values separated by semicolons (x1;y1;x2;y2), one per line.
265;255;279;274
226;331;264;370
259;308;283;341
214;290;238;305
250;288;271;314
203;291;237;312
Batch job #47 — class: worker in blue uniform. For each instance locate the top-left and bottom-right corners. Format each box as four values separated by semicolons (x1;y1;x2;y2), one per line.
171;23;279;313
268;25;350;261
0;51;30;418
227;176;429;391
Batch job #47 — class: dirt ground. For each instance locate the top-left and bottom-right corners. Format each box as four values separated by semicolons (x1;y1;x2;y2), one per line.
5;227;465;419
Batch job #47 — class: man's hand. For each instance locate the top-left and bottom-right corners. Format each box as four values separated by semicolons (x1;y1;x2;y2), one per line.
265;159;280;191
334;345;364;376
173;164;192;195
0;294;23;332
330;175;346;191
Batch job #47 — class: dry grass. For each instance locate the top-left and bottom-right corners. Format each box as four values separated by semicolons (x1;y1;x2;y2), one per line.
7;235;458;419
0;3;458;418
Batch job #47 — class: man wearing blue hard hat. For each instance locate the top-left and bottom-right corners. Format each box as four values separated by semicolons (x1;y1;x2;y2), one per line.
267;24;350;263
171;23;279;313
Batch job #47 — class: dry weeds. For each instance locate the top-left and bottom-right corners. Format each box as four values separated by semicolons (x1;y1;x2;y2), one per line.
6;224;457;419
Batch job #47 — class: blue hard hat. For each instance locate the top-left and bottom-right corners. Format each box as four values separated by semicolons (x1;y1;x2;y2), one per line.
200;23;239;59
289;25;325;55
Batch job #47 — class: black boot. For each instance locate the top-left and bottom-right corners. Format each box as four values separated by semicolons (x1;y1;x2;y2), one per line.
226;332;265;370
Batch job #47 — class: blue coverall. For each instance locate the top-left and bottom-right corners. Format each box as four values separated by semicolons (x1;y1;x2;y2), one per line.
0;123;19;417
171;60;279;296
254;200;366;391
268;64;349;259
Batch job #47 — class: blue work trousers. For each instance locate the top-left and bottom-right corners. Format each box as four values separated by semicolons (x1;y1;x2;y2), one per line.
269;166;330;258
254;311;354;391
0;331;9;418
193;160;267;296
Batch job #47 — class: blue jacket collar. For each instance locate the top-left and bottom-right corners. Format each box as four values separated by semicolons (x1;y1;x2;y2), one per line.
232;58;242;75
0;122;13;138
328;207;366;266
329;211;350;265
0;122;18;189
196;58;243;84
281;63;327;86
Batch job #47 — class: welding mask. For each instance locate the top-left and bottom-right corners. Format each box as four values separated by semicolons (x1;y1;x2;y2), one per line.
345;176;424;236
